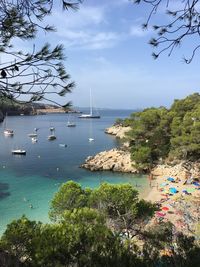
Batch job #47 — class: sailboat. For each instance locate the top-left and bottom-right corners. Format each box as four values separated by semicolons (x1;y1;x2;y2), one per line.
67;114;76;127
48;127;56;140
28;128;38;138
79;89;100;119
4;113;14;136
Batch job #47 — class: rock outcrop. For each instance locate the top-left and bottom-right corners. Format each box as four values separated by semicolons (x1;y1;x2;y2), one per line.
105;125;131;139
81;148;137;173
152;161;200;178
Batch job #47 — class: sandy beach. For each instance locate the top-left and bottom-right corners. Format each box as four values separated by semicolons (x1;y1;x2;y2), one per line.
145;173;200;236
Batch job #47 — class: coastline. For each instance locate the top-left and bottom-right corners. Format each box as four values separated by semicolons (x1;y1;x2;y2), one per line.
82;124;200;236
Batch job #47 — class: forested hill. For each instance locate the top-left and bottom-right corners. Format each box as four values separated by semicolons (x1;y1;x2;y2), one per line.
0;97;34;117
123;93;200;170
0;97;63;119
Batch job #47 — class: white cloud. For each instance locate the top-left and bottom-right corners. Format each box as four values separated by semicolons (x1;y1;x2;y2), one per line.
129;25;150;37
57;29;121;50
50;6;106;30
47;5;122;50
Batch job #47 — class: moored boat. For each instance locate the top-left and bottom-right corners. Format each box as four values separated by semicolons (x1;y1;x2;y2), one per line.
31;137;38;143
48;135;56;140
59;144;67;147
4;129;14;136
67;122;76;127
79;89;100;119
28;133;37;137
12;149;26;155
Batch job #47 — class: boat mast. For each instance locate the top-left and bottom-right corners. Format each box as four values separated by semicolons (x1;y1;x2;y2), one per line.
4;113;7;129
90;88;93;116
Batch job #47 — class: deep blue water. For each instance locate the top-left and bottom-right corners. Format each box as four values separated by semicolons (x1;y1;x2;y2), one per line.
0;109;148;233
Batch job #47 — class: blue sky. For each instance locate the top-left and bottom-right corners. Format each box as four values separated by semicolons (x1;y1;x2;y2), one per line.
14;0;200;109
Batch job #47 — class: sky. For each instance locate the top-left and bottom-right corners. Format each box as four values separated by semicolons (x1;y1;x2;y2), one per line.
13;0;200;109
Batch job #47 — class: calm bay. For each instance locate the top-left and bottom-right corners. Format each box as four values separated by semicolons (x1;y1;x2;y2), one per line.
0;109;148;233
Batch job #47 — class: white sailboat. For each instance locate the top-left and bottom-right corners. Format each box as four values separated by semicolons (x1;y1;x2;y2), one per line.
79;89;100;119
4;113;14;136
67;114;76;127
48;128;56;140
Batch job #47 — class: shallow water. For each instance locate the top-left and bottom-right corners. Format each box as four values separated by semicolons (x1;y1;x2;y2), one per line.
0;110;148;233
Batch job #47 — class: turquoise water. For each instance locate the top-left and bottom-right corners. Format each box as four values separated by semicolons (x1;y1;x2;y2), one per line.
0;110;148;233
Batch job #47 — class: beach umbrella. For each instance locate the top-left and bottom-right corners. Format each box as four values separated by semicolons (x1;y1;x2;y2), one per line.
156;211;166;217
162;206;169;211
167;177;175;182
186;188;195;193
169;187;178;194
160;182;168;187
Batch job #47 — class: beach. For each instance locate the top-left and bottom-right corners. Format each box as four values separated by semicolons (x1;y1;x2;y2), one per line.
145;172;200;236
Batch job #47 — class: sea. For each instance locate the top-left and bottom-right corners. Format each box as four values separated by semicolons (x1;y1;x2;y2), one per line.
0;109;149;234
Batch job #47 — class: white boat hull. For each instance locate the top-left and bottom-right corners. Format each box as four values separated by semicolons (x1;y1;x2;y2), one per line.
12;149;26;155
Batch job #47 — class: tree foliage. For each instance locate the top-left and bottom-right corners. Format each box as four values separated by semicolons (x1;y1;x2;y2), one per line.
125;93;200;169
133;0;200;63
1;182;200;266
0;0;82;106
50;181;156;235
0;210;143;267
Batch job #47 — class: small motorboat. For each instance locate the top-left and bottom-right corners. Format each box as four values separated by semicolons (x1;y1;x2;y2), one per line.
12;149;26;155
4;129;14;136
31;137;38;143
59;144;67;147
49;127;55;131
28;133;37;138
67;122;76;127
88;138;94;142
48;135;56;140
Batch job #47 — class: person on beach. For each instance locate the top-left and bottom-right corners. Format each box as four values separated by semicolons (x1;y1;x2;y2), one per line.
148;171;153;187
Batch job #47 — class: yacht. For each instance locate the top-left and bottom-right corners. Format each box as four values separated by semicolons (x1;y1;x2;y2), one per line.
79;89;100;119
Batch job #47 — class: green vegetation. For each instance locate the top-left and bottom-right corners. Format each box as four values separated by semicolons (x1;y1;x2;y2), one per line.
0;96;33;116
0;1;80;106
123;93;200;170
1;181;199;267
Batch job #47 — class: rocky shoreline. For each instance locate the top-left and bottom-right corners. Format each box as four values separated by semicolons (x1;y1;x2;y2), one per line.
82;125;200;178
81;148;137;173
152;161;200;179
105;125;131;139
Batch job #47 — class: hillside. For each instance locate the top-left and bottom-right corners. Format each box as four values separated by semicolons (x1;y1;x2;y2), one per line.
122;93;200;170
